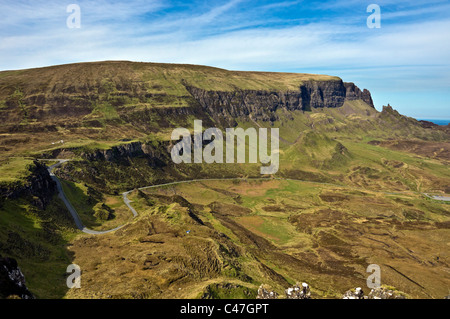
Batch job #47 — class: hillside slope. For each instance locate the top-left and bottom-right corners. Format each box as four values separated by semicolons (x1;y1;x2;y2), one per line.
0;61;373;128
0;61;449;299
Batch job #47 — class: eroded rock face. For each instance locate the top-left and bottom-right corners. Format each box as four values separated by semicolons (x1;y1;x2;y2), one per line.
0;254;35;299
186;80;374;126
343;82;374;107
81;141;170;166
0;160;56;210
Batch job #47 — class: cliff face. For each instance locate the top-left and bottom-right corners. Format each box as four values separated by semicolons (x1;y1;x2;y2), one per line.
0;61;375;133
81;141;170;167
186;80;374;125
343;82;374;107
0;160;56;209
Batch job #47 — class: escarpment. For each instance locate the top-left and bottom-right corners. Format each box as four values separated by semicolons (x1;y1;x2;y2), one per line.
0;61;374;131
185;79;374;125
0;160;56;209
343;82;374;106
81;140;171;167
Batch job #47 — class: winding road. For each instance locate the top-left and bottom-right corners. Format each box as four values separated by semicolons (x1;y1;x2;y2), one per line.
41;159;449;236
43;159;124;234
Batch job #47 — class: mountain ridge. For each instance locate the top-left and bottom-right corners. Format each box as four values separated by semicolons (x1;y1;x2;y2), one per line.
0;61;372;127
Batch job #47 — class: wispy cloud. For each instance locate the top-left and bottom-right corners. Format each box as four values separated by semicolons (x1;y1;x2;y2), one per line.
260;0;303;10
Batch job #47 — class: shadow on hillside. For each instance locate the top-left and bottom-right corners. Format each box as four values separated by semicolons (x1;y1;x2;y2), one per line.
0;195;77;299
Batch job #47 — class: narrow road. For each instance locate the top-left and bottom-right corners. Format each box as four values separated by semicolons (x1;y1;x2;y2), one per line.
43;159;125;235
41;159;448;235
424;193;450;202
122;191;138;217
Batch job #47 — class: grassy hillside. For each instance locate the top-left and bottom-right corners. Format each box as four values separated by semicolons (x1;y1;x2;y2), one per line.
0;60;339;98
0;195;78;298
65;179;449;299
0;61;448;299
0;157;35;183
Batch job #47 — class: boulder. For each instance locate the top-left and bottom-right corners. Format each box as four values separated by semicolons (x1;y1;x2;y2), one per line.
342;287;365;299
368;287;406;299
285;282;311;299
343;286;407;299
0;254;35;299
256;284;278;299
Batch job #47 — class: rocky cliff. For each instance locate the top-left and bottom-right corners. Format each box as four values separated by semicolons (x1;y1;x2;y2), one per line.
0;160;56;209
343;82;374;106
186;80;374;125
81;141;170;167
0;61;374;131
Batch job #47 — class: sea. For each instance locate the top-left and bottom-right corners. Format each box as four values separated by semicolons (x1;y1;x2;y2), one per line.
416;119;450;126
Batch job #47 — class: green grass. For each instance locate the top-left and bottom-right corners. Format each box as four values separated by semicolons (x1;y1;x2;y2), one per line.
0;157;35;183
135;62;338;93
0;200;40;233
0;197;77;298
0;61;339;110
59;180;100;228
91;101;119;120
254;216;294;245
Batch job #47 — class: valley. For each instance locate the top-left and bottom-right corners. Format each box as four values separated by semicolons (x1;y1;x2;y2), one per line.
0;61;449;299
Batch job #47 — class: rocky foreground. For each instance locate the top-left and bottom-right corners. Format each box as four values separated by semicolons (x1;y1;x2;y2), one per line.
0;254;34;299
256;282;449;299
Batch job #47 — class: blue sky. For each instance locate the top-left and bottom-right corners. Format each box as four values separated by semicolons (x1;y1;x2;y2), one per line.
1;0;449;119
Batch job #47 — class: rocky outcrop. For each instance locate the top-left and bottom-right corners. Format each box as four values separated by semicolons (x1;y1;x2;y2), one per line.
201;283;257;299
368;287;407;299
285;282;311;299
342;286;407;299
256;283;410;299
256;284;278;299
0;254;35;299
81;141;170;167
418;120;438;129
343;82;374;107
186;80;374;125
342;287;365;299
0;160;56;209
380;104;401;117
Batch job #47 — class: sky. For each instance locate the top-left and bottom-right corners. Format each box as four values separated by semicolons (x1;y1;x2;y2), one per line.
0;0;449;119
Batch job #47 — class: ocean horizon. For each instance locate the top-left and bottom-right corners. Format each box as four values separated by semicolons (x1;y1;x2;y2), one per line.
416;119;450;126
